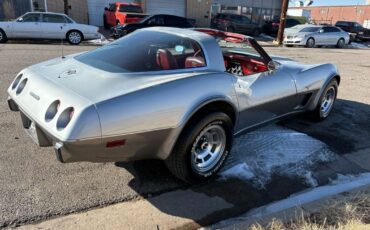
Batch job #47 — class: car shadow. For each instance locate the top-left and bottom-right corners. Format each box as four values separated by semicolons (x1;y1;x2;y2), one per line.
114;99;370;227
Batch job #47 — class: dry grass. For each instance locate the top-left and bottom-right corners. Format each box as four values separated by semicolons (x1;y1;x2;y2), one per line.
249;191;370;230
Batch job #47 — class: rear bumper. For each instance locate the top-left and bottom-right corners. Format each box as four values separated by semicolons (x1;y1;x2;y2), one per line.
8;96;172;163
7;97;19;111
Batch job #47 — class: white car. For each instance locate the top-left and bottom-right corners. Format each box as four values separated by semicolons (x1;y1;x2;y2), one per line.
0;12;100;45
284;25;350;48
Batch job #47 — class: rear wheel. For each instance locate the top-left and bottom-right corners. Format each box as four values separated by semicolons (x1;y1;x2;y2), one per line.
309;79;338;121
306;38;315;48
226;26;235;33
336;38;345;48
252;28;261;37
103;16;109;29
165;112;233;183
0;29;7;43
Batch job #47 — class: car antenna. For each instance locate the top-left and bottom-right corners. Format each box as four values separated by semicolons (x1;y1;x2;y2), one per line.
60;26;65;59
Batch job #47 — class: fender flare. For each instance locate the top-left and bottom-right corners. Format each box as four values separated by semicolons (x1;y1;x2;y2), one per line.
158;96;238;160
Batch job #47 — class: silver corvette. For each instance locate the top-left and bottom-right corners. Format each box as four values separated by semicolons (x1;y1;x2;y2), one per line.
7;27;340;182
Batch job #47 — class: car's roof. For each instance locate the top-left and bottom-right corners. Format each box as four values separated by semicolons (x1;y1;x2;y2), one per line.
27;11;69;17
148;14;186;19
140;27;212;42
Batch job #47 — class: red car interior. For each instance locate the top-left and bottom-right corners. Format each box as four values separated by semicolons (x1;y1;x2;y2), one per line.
223;52;268;76
185;56;206;68
156;49;179;70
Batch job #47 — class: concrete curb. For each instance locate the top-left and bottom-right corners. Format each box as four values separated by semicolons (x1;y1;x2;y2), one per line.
209;179;370;229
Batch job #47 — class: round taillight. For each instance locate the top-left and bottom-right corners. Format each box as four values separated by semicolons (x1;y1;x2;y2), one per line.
16;78;28;95
12;74;23;90
56;107;74;130
45;100;61;122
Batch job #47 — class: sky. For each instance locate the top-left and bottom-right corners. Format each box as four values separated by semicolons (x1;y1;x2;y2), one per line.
290;0;366;6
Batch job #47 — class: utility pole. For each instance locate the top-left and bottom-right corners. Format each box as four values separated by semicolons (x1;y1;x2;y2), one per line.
64;0;69;15
276;0;289;45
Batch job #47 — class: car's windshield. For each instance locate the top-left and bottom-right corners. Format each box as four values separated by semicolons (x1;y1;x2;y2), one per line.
299;27;320;32
75;30;206;73
218;39;261;58
119;5;143;13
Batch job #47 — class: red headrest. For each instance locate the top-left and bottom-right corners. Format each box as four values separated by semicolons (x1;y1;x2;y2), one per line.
156;49;178;70
185;56;205;68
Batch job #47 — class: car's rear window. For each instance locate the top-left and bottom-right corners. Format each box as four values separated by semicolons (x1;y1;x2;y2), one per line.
75;30;206;73
299;27;320;32
119;5;143;13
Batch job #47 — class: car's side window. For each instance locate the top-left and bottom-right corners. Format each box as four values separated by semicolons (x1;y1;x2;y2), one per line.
42;14;66;23
241;16;251;24
64;16;73;24
109;4;117;12
22;13;41;22
76;32;206;73
147;16;164;25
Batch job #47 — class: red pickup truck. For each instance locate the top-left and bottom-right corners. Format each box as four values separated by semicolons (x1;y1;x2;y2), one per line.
103;2;147;29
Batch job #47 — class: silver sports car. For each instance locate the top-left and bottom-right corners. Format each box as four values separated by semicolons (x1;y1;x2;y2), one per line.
7;27;340;182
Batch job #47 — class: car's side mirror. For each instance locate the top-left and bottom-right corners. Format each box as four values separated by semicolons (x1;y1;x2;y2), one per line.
104;7;108;11
16;18;23;22
267;61;279;72
319;29;324;33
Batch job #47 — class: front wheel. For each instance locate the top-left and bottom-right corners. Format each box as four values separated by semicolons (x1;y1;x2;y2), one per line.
165;112;233;183
67;31;82;45
0;29;8;43
309;79;338;121
306;38;315;48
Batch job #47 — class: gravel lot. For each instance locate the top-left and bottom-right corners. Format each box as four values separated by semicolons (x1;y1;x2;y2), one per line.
0;43;369;227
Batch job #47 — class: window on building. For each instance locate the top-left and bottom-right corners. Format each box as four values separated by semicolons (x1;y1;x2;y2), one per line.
32;0;46;12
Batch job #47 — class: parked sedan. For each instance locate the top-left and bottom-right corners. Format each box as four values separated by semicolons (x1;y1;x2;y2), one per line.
211;13;261;36
7;27;340;182
284;25;350;48
111;14;194;38
0;12;100;45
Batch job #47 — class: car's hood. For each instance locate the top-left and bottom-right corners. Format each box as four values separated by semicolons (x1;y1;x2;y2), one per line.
271;55;324;76
0;21;12;26
26;54;207;104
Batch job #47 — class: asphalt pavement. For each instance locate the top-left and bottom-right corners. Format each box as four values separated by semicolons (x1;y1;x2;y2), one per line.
0;43;369;228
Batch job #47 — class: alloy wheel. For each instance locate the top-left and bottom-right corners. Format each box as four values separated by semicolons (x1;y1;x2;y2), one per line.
320;86;336;118
190;124;226;174
68;32;81;44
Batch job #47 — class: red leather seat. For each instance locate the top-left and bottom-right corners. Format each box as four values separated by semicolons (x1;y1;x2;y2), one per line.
156;49;178;70
185;56;205;68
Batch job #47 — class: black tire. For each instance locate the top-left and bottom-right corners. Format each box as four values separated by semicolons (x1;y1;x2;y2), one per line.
165;112;233;183
66;30;83;45
309;79;338;122
252;28;261;37
226;26;235;33
0;29;8;43
103;16;109;29
336;38;345;48
285;45;293;47
306;37;315;48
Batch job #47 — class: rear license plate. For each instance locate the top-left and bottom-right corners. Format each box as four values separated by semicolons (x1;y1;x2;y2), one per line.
20;112;52;147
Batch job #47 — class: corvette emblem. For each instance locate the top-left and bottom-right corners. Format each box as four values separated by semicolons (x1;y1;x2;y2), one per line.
29;92;40;101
